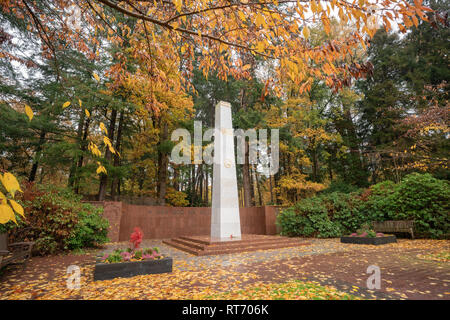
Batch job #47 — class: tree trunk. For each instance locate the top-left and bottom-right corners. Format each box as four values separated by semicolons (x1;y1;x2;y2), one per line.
250;164;256;206
312;149;319;182
328;160;333;181
269;172;274;204
74;116;91;194
189;164;196;205
98;109;117;201
157;121;169;205
242;140;252;207
68;109;86;187
274;170;280;205
198;164;204;205
111;111;125;199
29;130;46;182
173;165;179;191
204;168;209;204
255;171;263;206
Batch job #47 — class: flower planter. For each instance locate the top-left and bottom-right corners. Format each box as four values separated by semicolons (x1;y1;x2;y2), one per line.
93;256;173;281
340;235;397;245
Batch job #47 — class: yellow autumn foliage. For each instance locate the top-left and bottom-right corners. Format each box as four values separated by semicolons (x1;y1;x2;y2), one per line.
165;188;189;207
0;172;24;224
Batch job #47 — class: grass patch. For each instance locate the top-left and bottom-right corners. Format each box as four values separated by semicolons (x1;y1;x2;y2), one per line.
417;251;450;262
197;280;361;300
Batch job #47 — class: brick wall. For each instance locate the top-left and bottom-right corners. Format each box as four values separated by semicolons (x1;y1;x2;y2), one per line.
89;201;282;242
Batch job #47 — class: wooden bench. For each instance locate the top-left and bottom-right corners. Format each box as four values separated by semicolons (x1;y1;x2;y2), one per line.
373;220;415;239
0;242;34;269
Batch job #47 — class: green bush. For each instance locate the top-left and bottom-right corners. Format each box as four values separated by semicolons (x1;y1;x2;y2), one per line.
358;180;397;222
389;173;450;238
12;183;109;255
278;192;363;238
278;173;450;239
67;203;109;250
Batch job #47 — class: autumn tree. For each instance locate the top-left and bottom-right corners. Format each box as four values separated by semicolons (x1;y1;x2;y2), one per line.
0;0;436;205
355;0;449;182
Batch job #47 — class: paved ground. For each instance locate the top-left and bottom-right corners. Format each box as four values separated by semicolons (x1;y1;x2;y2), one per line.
0;238;448;300
225;246;450;300
104;238;361;271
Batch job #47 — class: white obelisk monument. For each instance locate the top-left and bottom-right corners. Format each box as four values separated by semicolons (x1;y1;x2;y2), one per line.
211;101;242;241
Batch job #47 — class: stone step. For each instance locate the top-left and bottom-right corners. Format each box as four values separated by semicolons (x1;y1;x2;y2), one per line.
164;235;309;256
169;237;206;250
203;239;304;251
179;235;302;247
198;242;308;256
162;239;200;255
176;236;304;251
178;236;212;245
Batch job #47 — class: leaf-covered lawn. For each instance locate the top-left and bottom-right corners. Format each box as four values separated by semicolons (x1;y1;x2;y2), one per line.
417;251;450;262
198;280;360;300
0;266;362;300
2;266;360;300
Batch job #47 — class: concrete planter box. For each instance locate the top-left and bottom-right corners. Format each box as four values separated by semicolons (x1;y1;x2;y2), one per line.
340;235;397;245
94;256;172;281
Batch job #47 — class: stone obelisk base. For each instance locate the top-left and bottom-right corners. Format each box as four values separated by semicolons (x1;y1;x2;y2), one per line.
163;235;309;256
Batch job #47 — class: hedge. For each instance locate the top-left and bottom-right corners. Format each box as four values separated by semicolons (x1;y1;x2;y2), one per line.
277;173;449;239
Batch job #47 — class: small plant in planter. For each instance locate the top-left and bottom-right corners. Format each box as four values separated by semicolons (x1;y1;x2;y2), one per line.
130;226;143;249
100;228;165;264
341;223;397;245
94;227;172;280
349;224;385;238
101;247;164;264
